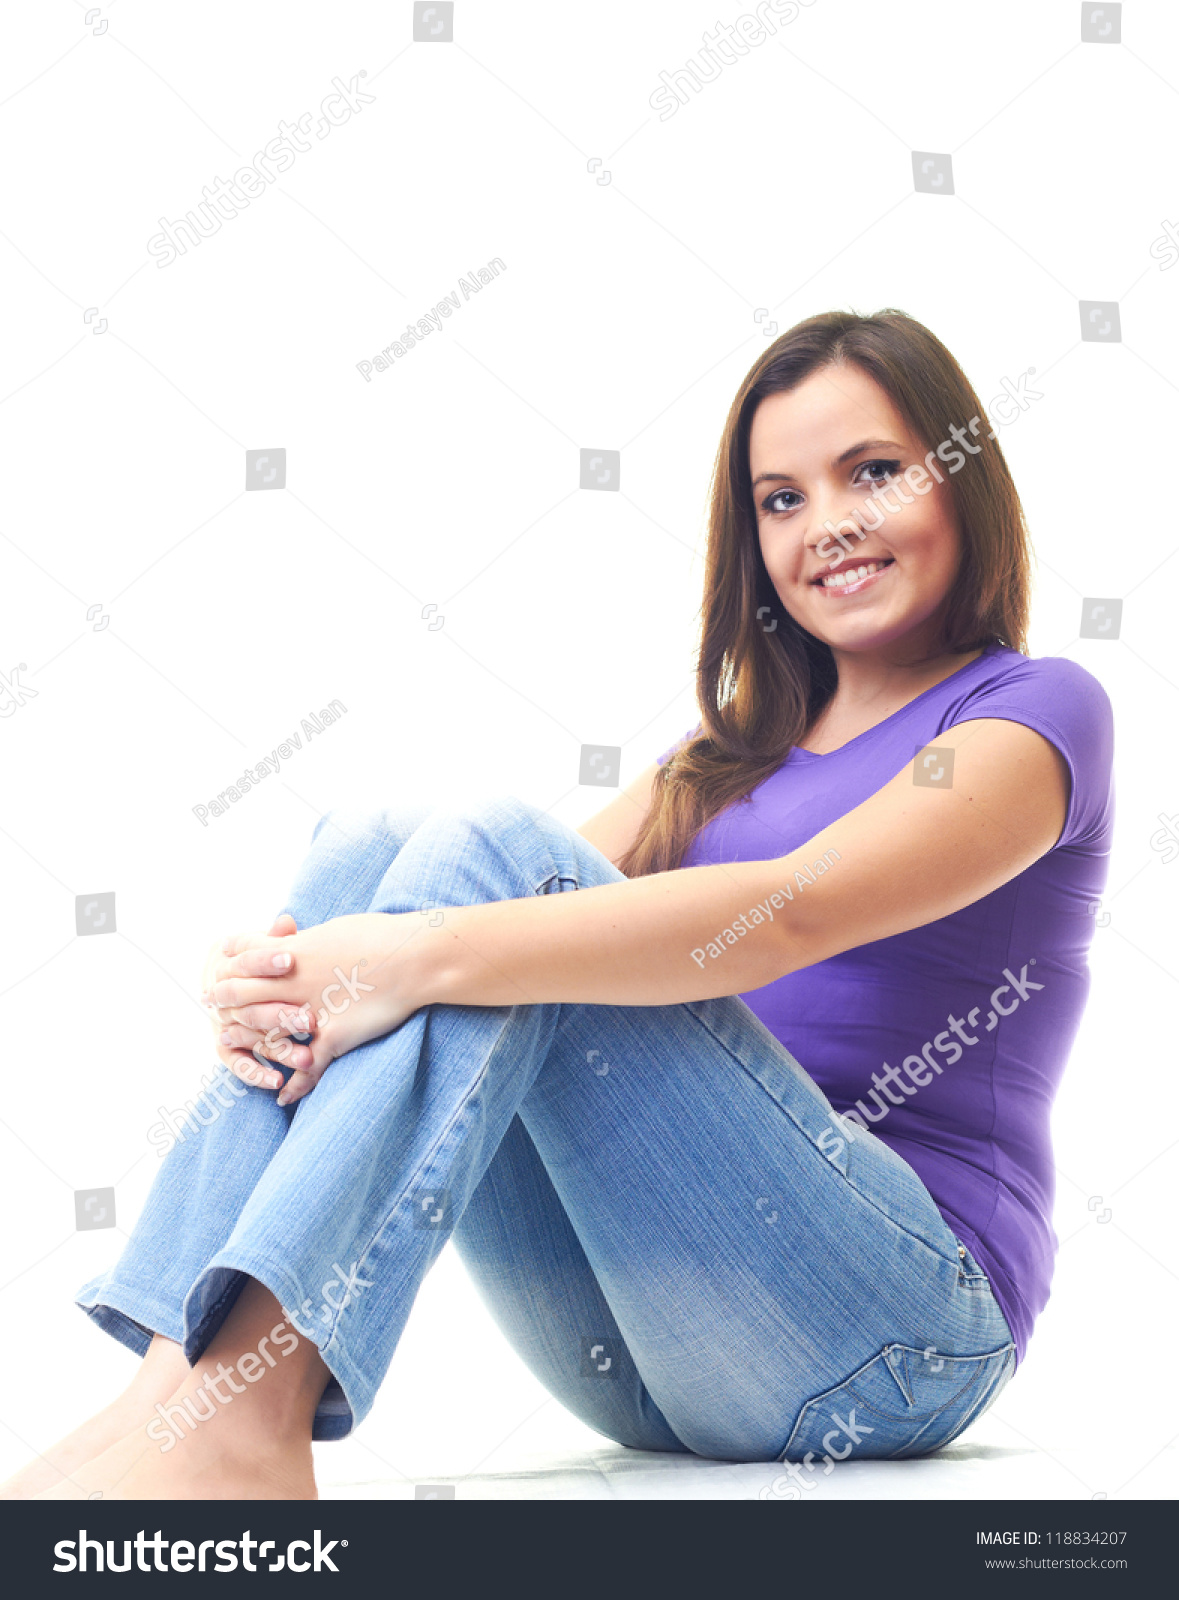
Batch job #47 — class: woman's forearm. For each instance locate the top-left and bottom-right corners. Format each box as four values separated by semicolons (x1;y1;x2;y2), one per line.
400;716;1072;1015
214;721;1064;1088
407;850;833;1011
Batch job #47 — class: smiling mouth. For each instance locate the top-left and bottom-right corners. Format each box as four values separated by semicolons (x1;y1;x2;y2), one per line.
813;558;895;595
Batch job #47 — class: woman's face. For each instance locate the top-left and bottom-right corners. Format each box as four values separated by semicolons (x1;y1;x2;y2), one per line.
749;363;967;659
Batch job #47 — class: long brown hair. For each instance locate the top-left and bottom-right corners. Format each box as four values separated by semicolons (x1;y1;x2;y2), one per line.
618;307;1032;879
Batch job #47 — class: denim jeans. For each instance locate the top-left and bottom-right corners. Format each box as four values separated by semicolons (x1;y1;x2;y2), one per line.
76;798;1016;1463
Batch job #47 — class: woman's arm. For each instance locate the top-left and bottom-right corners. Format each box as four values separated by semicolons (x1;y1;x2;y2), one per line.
410;717;1069;1009
573;759;660;866
210;717;1067;1099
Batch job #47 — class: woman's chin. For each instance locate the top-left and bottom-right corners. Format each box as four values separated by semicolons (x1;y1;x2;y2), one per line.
805;615;908;653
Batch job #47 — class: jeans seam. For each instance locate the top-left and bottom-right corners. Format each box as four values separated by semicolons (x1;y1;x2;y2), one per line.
780;1340;1014;1462
901;1341;1017;1455
273;813;570;1348
361;813;574;1319
685;1002;965;1275
533;870;580;895
76;1280;184;1352
322;1014;520;1343
181;1249;361;1437
186;1267;258;1361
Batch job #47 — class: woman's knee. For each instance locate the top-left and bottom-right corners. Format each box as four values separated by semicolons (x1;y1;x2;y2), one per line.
430;793;543;836
416;795;564;881
312;803;434;860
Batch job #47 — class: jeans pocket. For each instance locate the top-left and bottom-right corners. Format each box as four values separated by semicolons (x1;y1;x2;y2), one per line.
778;1340;1015;1464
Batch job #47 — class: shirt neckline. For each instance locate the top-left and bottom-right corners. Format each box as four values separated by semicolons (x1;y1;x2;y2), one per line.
788;643;1008;761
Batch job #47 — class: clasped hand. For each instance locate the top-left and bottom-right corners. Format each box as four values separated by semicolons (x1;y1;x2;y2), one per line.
200;911;429;1106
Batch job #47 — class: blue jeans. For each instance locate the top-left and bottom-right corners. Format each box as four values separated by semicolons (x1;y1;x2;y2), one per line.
76;798;1015;1463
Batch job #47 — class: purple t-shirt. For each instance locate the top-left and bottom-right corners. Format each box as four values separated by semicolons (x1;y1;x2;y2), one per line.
658;645;1115;1364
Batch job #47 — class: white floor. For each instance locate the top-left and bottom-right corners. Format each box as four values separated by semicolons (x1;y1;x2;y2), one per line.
300;1245;1176;1501
301;1243;1179;1501
315;1409;1179;1501
318;1435;1178;1501
4;1235;1173;1504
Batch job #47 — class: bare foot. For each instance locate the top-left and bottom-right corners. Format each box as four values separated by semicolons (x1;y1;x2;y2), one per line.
0;1397;155;1500
1;1336;191;1500
29;1278;328;1501
35;1413;316;1501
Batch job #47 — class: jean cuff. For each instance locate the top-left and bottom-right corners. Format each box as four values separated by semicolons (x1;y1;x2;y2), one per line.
180;1249;358;1443
74;1270;187;1357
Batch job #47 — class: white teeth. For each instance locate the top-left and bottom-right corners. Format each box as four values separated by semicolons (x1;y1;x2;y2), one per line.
820;559;889;589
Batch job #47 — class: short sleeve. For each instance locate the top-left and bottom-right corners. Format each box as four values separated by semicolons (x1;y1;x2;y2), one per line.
949;656;1114;851
657;722;702;766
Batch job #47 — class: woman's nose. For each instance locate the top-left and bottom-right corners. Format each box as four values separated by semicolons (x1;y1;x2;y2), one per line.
806;502;868;563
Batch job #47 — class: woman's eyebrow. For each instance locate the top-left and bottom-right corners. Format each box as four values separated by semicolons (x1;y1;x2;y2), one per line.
750;438;907;490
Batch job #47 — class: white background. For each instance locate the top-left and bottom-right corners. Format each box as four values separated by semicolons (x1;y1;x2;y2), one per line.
0;0;1175;1497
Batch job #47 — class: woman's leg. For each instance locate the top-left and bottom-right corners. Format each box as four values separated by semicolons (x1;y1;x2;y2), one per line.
50;794;1013;1498
73;805;435;1360
2;805;434;1498
39;1279;331;1501
451;1112;690;1454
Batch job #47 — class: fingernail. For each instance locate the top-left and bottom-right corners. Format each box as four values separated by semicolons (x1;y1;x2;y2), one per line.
222;936;233;955
276;1091;292;1107
220;1031;234;1046
272;953;292;970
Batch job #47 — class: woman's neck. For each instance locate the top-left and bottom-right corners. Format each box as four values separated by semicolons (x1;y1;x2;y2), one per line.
799;644;987;753
828;643;985;709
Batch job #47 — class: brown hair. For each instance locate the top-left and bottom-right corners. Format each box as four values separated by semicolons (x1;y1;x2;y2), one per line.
618;307;1032;879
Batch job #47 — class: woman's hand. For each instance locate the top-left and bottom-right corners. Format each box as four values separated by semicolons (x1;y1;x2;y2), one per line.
206;912;431;1106
201;914;317;1093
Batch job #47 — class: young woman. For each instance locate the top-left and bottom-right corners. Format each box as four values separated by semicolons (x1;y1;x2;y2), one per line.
7;308;1113;1501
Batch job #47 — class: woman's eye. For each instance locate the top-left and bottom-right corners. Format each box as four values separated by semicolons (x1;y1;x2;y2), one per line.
762;459;903;515
857;458;902;485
